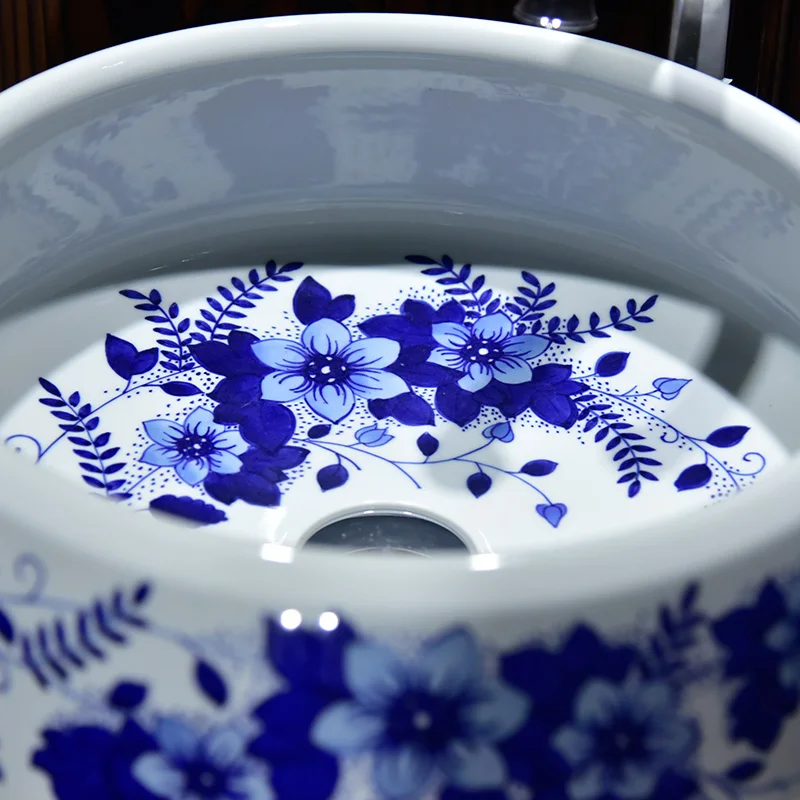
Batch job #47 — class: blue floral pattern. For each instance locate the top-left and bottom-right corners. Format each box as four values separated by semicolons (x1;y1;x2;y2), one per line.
0;554;798;798
2;255;770;533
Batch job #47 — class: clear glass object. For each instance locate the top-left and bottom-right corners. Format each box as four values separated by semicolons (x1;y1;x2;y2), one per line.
512;0;599;32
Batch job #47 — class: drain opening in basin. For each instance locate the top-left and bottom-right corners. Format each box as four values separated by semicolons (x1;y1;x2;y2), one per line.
304;512;469;557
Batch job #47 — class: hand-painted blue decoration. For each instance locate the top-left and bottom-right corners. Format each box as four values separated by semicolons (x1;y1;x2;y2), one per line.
4;255;769;532
7;552;800;799
140;407;249;486
311;629;529;798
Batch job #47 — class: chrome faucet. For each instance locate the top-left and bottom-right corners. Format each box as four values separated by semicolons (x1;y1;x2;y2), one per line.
512;0;731;79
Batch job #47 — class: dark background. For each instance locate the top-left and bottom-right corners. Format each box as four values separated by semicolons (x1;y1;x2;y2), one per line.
1;0;798;120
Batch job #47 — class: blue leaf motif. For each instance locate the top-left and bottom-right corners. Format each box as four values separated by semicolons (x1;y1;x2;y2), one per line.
308;424;332;440
105;334;158;381
467;472;492;498
107;681;147;711
417;432;440;456
521;460;558;477
0;608;14;643
159;382;203;397
674;464;712;491
536;502;567;528
726;761;764;782
706;426;749;448
149;495;227;526
317;464;349;492
293;276;355;325
595;351;630;377
369;393;435;426
195;659;228;706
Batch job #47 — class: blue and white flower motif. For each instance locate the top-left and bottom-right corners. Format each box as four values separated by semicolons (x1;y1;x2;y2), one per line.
355;424;394;447
765;577;800;691
140;408;248;486
132;718;270;800
552;677;698;800
428;312;549;392
312;629;529;799
652;378;691;401
253;319;409;424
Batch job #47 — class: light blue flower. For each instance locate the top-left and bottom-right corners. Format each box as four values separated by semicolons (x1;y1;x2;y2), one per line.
140;407;248;486
312;629;529;799
652;378;690;401
252;319;409;424
428;312;549;392
482;421;514;443
132;718;271;800
355;424;394;447
552;677;697;800
765;577;800;691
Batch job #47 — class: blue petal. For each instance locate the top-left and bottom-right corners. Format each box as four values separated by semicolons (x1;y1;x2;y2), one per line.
765;620;797;654
207;450;243;475
428;347;465;369
342;338;400;369
503;334;549;359
779;654;800;690
307;384;356;423
629;680;674;721
140;443;181;467
143;418;183;447
132;753;184;796
614;761;660;799
155;717;200;760
345;641;407;709
462;680;530;742
260;372;309;402
213;429;249;455
552;725;593;766
472;313;513;342
444;742;506;790
205;727;245;769
784;577;800;614
312;701;386;755
348;369;409;400
458;363;492;392
374;744;435;799
569;763;608;800
184;407;217;436
491;357;532;385
417;629;482;698
573;679;621;726
230;774;274;800
432;322;471;350
252;339;308;369
176;458;210;486
301;318;351;356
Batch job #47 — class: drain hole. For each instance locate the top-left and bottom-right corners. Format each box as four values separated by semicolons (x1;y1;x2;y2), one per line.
305;513;468;557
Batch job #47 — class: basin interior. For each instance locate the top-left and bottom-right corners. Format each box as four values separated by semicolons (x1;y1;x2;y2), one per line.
1;31;800;556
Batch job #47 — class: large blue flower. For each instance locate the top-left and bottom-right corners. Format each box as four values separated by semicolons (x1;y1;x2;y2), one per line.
713;576;800;750
428;312;548;392
132;718;270;800
253;319;409;424
140;408;248;486
501;626;698;800
552;677;698;800
311;629;528;798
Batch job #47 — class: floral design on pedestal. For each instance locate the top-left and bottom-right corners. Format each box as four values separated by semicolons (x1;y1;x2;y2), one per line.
1;553;800;798
2;255;770;534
